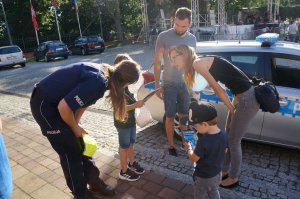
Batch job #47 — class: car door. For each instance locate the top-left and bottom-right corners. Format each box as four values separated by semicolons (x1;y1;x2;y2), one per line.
199;52;265;140
260;54;300;148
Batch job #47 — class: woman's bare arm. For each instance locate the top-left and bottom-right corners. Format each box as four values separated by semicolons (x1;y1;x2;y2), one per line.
194;58;235;114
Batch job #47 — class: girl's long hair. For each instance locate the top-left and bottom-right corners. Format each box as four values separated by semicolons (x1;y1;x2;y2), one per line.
106;60;140;121
169;45;197;90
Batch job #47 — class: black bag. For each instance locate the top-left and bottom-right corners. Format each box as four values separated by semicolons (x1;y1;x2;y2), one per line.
252;77;280;113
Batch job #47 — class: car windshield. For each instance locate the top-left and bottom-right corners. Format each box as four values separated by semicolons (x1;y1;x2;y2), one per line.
48;42;65;47
76;38;87;42
89;37;101;42
0;47;21;54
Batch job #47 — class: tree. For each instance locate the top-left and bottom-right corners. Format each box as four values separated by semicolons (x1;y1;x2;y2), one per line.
99;0;123;40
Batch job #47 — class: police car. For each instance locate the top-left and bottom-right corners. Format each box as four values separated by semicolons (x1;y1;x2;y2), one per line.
137;33;300;149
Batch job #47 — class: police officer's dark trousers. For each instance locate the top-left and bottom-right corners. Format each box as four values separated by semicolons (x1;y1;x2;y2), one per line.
30;87;104;197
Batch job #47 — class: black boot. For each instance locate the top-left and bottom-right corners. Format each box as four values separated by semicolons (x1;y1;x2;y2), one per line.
74;190;103;199
89;180;115;197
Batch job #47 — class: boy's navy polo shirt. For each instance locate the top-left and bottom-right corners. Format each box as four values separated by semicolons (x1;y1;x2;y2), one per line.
38;62;108;112
193;131;228;179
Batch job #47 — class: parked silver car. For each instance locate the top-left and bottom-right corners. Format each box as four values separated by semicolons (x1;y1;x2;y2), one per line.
137;36;300;149
0;45;26;68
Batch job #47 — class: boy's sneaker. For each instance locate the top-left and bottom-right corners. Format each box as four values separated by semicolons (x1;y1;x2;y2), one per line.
128;161;145;175
119;169;140;181
168;147;178;156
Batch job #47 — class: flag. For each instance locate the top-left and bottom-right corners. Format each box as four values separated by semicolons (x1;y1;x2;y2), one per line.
30;2;39;31
52;0;56;9
72;0;79;13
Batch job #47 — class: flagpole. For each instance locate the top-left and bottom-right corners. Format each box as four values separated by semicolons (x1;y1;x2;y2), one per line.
54;8;61;41
34;28;39;45
76;10;82;37
30;0;39;45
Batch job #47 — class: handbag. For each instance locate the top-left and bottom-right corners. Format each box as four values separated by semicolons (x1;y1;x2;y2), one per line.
252;76;280;113
135;106;153;128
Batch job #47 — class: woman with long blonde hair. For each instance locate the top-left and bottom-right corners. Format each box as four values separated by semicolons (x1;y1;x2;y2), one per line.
169;45;259;188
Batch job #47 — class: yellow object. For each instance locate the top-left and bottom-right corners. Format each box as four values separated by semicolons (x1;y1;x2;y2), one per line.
81;134;97;157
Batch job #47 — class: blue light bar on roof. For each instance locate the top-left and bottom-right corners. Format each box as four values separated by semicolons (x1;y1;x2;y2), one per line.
256;33;279;45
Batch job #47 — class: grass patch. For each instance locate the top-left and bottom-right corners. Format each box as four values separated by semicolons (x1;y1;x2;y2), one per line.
26;57;35;63
105;40;133;49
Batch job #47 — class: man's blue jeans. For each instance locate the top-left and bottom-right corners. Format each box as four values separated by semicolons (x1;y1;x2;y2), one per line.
0;133;12;199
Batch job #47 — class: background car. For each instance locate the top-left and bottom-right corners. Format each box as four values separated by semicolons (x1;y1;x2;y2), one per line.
69;36;105;55
0;45;26;68
34;41;69;62
137;35;300;149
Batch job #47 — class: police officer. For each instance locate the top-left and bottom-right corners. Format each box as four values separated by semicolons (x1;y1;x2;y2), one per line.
30;60;140;199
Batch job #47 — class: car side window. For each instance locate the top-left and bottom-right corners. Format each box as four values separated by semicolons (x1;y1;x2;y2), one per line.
227;55;261;77
271;56;300;89
89;37;97;42
203;52;264;78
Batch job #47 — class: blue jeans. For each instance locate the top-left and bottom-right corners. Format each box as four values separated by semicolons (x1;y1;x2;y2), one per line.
117;126;136;149
0;133;13;199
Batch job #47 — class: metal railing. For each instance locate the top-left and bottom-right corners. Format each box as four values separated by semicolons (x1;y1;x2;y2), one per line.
196;26;287;42
0;33;88;52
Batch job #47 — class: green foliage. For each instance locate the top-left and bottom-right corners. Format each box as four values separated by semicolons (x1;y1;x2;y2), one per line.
120;0;142;39
0;0;299;45
278;5;300;20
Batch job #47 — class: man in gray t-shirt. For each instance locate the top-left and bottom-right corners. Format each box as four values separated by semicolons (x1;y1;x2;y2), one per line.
154;7;196;156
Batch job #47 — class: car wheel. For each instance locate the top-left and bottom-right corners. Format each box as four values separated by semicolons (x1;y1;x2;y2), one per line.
81;48;86;55
64;56;68;59
44;55;49;62
21;63;26;67
163;114;182;141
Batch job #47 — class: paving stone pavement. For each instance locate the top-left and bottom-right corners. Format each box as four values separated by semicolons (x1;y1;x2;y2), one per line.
0;92;300;199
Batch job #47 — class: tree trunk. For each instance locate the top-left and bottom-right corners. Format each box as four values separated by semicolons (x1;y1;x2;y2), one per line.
114;0;123;41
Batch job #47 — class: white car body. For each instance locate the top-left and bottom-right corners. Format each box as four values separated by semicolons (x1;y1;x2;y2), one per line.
0;45;26;68
137;39;300;149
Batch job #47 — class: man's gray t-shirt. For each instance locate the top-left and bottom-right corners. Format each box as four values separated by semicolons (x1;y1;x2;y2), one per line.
155;28;196;84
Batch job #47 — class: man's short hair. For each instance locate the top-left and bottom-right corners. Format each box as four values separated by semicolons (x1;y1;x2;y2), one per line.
175;7;192;22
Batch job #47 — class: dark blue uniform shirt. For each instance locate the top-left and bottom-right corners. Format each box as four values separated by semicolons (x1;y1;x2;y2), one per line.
193;130;228;178
38;62;108;112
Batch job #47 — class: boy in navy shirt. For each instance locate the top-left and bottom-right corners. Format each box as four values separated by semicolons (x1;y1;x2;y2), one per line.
184;102;228;199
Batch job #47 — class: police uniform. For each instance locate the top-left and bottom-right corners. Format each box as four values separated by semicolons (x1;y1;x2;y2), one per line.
30;62;110;197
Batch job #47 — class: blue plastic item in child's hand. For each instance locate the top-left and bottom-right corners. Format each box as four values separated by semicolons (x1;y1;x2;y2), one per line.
182;130;198;149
